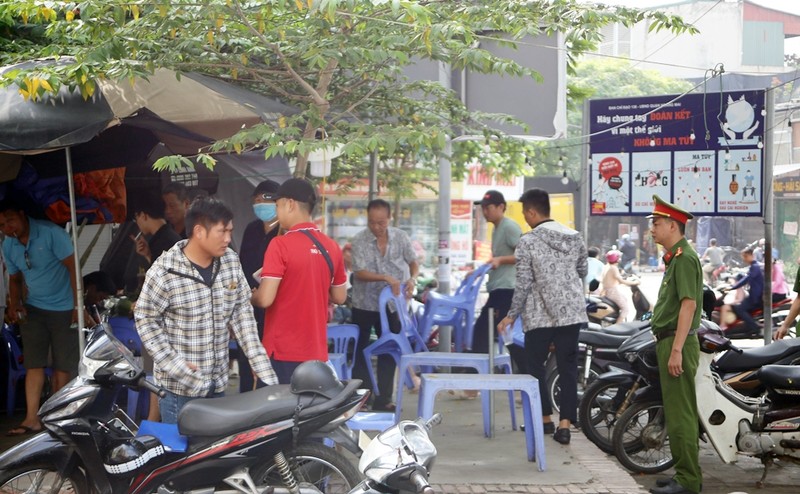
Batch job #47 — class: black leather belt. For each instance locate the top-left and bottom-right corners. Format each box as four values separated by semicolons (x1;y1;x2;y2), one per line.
654;329;696;342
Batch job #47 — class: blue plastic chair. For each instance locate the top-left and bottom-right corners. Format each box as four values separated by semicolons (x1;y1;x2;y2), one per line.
327;324;359;379
3;325;27;417
108;317;150;421
417;264;491;352
362;284;428;396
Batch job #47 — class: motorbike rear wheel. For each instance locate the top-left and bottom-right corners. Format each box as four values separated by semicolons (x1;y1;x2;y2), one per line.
251;441;362;494
612;400;675;474
0;463;88;494
578;379;631;454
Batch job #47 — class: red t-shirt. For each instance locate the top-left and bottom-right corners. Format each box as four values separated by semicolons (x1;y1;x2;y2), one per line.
261;223;347;361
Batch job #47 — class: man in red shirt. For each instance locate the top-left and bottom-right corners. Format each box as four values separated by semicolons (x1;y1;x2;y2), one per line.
252;178;348;383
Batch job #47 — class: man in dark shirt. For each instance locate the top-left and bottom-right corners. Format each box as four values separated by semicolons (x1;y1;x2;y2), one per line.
722;247;763;334
163;182;191;239
237;179;281;391
128;192;182;421
130;195;183;268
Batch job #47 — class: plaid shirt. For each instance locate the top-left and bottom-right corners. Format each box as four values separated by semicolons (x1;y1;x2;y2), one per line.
135;240;277;396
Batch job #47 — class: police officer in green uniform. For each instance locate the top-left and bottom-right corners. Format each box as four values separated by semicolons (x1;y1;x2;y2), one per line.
776;264;800;339
647;195;703;494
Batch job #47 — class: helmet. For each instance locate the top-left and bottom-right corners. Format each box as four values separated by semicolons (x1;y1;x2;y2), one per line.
621;234;630;241
290;360;344;399
605;250;622;264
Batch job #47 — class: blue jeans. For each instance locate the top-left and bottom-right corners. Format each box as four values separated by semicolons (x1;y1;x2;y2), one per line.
159;390;224;424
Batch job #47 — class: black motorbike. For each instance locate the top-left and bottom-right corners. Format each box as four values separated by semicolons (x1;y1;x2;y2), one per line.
545;320;650;415
0;324;369;494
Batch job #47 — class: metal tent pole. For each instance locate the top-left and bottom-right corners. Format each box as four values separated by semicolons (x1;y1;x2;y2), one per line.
65;147;86;354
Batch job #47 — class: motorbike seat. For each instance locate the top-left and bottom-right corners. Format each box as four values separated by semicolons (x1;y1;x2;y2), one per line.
177;380;362;438
602;320;650;337
714;338;800;373
579;330;630;348
758;364;800;391
587;295;620;312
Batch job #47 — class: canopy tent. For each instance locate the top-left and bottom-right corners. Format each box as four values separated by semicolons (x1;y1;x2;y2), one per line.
0;60;296;341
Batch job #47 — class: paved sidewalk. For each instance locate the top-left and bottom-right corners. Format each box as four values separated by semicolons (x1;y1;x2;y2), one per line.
3;372;798;493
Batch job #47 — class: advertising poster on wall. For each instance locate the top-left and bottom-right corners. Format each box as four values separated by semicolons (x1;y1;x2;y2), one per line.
591;153;630;214
673;150;715;213
450;200;473;266
588;90;765;217
630;152;670;213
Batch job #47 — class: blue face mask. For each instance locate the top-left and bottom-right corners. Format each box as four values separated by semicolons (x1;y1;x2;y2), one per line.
253;203;277;222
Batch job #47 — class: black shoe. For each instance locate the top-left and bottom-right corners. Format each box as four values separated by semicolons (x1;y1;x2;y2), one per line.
529;422;555;434
655;477;675;488
553;427;570;445
649;481;696;494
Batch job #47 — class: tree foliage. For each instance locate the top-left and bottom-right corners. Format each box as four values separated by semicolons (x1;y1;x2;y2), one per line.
0;0;696;197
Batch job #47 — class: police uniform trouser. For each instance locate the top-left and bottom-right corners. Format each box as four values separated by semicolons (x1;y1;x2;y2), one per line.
656;334;701;493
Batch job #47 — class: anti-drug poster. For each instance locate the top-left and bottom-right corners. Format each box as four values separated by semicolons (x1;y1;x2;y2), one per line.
589;90;765;216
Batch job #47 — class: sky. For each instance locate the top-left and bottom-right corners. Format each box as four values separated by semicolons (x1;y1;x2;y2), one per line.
598;0;800;54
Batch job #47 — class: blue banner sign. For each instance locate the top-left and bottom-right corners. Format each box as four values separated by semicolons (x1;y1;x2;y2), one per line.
589;90;765;216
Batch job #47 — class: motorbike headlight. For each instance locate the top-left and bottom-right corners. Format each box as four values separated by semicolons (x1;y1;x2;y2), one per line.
358;421;437;483
42;397;90;421
624;352;637;363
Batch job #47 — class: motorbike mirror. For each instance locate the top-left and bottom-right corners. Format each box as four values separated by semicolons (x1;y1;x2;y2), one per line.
588;279;600;292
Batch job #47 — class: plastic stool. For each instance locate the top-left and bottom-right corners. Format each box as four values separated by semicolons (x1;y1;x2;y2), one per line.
417;373;546;469
394;352;516;429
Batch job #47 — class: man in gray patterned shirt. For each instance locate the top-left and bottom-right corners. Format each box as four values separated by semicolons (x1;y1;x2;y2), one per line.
350;199;418;411
497;188;588;445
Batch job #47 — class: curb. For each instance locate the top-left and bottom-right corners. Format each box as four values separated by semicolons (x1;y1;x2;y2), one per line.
433;431;648;494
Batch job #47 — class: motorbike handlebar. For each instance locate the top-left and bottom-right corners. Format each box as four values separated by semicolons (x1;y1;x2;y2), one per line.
139;376;167;398
421;413;442;430
410;470;434;494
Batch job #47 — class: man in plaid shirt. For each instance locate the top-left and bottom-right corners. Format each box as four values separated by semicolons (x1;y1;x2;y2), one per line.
135;197;278;423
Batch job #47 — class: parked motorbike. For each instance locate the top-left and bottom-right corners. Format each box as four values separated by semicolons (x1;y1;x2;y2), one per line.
578;320;800;455
611;327;800;487
0;324;370;494
545;320;650;414
351;414;441;494
577;326;660;453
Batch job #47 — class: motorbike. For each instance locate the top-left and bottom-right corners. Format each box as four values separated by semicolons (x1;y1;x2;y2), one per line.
610;327;800;487
587;278;652;327
545;319;650;414
579;321;800;455
710;283;792;339
0;324;370;494
350;414;441;494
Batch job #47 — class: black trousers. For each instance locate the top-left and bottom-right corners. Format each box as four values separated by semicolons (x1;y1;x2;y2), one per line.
469;289;528;374
351;307;398;407
524;323;581;423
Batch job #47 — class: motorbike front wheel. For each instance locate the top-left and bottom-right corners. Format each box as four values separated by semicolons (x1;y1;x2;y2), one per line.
612;400;675;474
0;463;88;494
251;441;362;494
578;379;632;454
